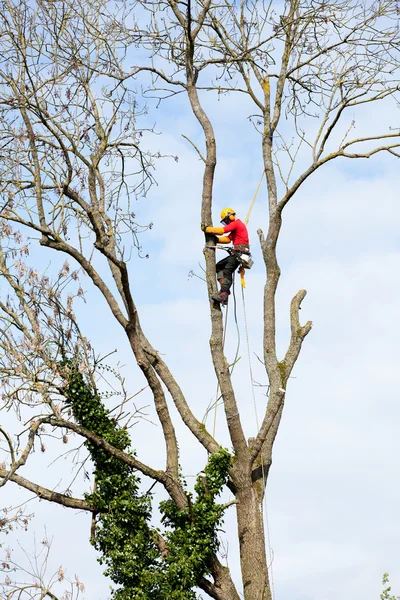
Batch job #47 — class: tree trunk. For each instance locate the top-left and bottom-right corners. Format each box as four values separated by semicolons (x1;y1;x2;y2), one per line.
236;475;271;600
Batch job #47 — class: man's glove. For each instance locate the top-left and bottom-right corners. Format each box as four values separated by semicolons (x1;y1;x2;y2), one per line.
201;222;210;232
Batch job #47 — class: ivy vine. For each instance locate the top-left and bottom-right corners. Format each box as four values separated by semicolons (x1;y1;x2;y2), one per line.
63;368;232;599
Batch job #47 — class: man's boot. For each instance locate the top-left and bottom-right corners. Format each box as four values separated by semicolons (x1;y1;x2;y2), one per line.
211;290;230;306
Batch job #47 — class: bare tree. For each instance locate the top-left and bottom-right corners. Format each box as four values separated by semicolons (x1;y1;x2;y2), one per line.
0;535;85;600
0;0;399;599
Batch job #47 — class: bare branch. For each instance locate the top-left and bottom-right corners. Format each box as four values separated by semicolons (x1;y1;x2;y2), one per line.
0;469;94;511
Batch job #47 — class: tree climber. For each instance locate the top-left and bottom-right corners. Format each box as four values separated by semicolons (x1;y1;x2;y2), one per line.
201;208;250;305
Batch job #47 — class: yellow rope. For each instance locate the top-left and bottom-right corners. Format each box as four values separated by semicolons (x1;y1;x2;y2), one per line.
244;171;265;226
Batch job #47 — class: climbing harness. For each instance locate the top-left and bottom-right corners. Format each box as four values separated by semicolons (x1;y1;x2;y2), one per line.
207;244;254;289
207;244;254;269
222;245;253;288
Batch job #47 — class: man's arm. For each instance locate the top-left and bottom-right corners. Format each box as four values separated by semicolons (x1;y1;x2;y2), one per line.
204;226;231;244
204;226;225;235
201;224;231;243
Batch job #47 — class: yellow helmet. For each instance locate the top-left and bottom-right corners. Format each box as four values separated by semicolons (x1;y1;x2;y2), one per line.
220;207;236;223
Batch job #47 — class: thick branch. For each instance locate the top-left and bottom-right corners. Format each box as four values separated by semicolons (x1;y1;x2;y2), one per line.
43;417;187;509
251;291;311;466
0;421;39;489
249;388;286;465
142;336;219;454
272;0;300;131
126;320;180;480
279;136;400;212
199;556;241;600
0;212;129;329
284;289;313;374
0;469;94;511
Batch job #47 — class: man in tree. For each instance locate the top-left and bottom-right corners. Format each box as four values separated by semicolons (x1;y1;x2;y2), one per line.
202;208;250;305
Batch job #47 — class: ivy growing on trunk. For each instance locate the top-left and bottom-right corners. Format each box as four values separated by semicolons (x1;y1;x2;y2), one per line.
63;368;232;599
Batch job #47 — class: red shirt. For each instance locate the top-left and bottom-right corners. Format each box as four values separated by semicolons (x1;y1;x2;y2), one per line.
223;219;249;246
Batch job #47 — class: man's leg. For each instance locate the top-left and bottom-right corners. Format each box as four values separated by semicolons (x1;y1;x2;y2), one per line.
220;255;239;292
212;255;238;305
216;256;229;286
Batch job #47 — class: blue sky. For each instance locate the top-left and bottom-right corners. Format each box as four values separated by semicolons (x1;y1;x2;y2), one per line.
1;11;400;600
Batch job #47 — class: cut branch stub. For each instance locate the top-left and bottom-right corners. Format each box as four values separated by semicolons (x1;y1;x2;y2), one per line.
284;289;313;375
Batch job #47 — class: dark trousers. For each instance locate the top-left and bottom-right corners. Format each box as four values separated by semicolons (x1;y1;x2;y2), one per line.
216;254;240;292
